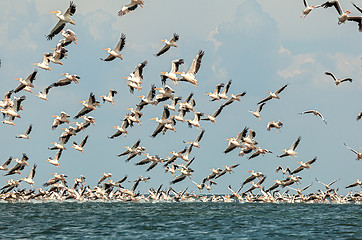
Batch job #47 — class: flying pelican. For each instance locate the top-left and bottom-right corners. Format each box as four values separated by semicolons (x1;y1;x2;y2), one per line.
276;166;291;177
186;112;203;129
101;89;118;105
161;59;184;85
166;96;182;112
224;127;248;154
97;173;112;185
0;157;13;171
206;83;224;101
150;106;173;138
60;29;78;45
177;50;205;86
320;0;350;24
1;95;26;119
74;93;101;119
201;105;225;123
52;111;70;130
325;72;352;85
47;1;77;40
257;84;288;105
287;183;313;195
343;143;362;160
243;176;266;195
278;136;302;158
357;111;362;121
118;0;144;17
36;85;53;101
171;109;186;123
15;124;32;139
154;85;175;104
47;149;63;167
248;147;272;160
155;33;179;56
48;138;67;150
49;47;67;65
346;3;362;32
72;135;89;153
14;70;37;93
123;60;147;93
315;178;338;190
109;119;129;138
290;157;317;174
33;53;52;71
218;79;232;100
186;129;205;148
301;0;321;19
118;140;144;161
21;164;37;186
137;84;156;110
131;176;150;192
178;92;196;112
267;120;283;132
52;73;80;87
299;108;327;124
215;164;240;179
249;103;266;120
346;179;362;189
101;34;126;61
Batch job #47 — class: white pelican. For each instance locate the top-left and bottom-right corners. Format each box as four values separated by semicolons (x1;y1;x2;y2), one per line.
325;72;352;85
186;112;203;129
299;108;327;124
215;164;240;179
60;29;78;45
74;92;101;119
1;95;26;119
278;136;302;158
346;179;362;189
154;85;175;104
151;106;173;138
118;0;144;17
97;173;112;185
125;114;142;126
51;111;70;130
59;126;77;144
49;139;67;150
192;181;205;191
15;124;32;139
287;183;313;195
33;53;52;71
276;166;291;177
101;89;118;105
257;84;288;105
165;164;179;175
180;145;193;162
164;148;187;166
74;116;96;133
161;59;184;85
14;70;37;93
155;33;179;56
320;0;350;24
186;129;205;148
249;102;266;120
47;149;63;168
49;47;67;65
171;109;186;123
178;92;196;112
346;3;362;31
0;157;13;171
118;140;144;161
36;85;52;101
101;34;126;61
357;111;362;121
47;1;76;40
52;73;80;87
248;147;272;160
177;50;205;86
301;0;321;19
72;135;89;153
21;164;37;186
218;80;232;100
222;92;246;106
137;84;156;110
2;116;15;126
0;90;13;109
206;83;224;101
290;157;317;174
267;120;283;132
315;178;338;190
201;105;225;123
109;119;129;138
343;143;362;160
243;176;266;195
224;127;247;154
166;96;182;112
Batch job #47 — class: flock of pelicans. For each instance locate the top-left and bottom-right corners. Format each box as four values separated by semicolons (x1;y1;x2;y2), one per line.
0;0;361;203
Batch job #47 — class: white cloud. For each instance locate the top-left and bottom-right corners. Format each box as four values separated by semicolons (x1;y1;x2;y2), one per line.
207;27;222;50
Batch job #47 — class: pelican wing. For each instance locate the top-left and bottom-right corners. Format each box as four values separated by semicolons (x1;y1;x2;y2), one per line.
221;79;232;95
291;166;304;174
102;54;116;62
134;60;147;79
346;182;359;188
47;20;66;40
74;107;93;119
187;50;205;75
303;0;308;7
195;129;205;142
155;45;171;57
80;135;89;147
64;1;77;17
170;174;186;185
26;70;38;83
118;3;138;16
325;71;337;81
321;1;343;15
171;59;184;72
357;112;362;121
291;136;302;150
275;84;288;94
340;78;352;83
344;143;358;155
25;124;33;135
29;164;37;180
151;123;165;138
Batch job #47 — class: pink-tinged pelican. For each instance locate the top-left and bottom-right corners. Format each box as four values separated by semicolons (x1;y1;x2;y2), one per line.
47;1;77;40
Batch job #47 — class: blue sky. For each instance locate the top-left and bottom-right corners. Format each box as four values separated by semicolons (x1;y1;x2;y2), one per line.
0;0;361;194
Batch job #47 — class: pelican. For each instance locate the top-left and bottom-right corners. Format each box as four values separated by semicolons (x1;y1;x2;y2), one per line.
325;72;352;85
243;176;266;195
101;89;118;105
49;47;67;65
49;138;67;150
1;95;26;119
267;120;283;132
2;116;15;126
290;157;317;174
154;85;175;104
215;164;240;179
59;126;77;144
357;111;362;121
118;0;145;17
287;183;313;195
52;73;80;87
0;157;13;171
186;129;205;148
14;70;37;93
21;164;37;186
51;111;70;130
171;109;186;123
60;29;78;45
47;1;77;40
109;119;129;138
177;50;205;86
0;90;13;109
248;147;272;160
165;164;179;175
150;106;173;138
155;33;179;56
36;85;53;101
72;135;89;153
16;124;32;139
166;96;182;112
5;154;29;176
224;127;247;154
137;84;156;110
278;136;302;158
47;149;63;167
161;59;184;85
74;92;101;119
320;0;350;24
178;92;196;112
346;179;362;189
192;181;205;191
266;179;284;192
180;145;193;162
315;178;338;190
33;53;52;71
164;148;187;166
186;112;203;129
118;140;144;161
249;102;266;120
257;84;288;105
346;3;362;32
343;143;362;160
101;34;126;61
124;60;147;88
301;0;321;19
222;92;246;107
206;83;224;101
75;116;96;133
276;166;291;177
97;173;112;185
201;105;225;123
299;108;327;124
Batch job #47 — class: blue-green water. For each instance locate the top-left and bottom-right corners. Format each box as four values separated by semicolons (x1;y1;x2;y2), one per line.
0;202;361;239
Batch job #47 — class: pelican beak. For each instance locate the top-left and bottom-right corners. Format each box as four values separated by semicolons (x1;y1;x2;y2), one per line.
60;73;66;75
103;48;109;51
15;78;20;81
49;11;58;13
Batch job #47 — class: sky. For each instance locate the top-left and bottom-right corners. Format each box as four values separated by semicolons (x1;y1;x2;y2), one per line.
0;0;361;195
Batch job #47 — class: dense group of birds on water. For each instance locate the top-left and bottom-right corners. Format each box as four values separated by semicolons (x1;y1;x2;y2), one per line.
0;0;361;203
